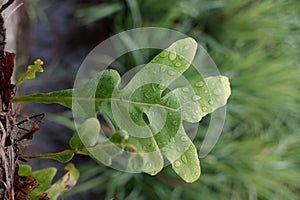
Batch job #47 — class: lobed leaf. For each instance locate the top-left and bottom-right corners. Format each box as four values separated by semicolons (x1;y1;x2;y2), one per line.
13;38;231;182
42;163;80;200
15;59;44;86
31;167;57;199
18;163;79;200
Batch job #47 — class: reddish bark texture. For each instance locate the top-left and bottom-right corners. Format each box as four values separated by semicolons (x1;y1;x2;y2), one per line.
0;1;18;200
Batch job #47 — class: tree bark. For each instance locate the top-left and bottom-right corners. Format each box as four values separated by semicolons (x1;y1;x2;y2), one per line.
0;111;17;200
0;1;18;199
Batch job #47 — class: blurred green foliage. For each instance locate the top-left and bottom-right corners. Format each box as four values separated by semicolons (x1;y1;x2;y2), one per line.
40;0;300;199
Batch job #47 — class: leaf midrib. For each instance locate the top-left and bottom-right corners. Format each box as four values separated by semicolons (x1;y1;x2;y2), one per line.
12;96;180;112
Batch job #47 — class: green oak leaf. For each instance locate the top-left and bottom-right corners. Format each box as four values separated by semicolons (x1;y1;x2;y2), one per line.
13;38;231;183
18;164;56;199
41;163;80;200
31;167;57;199
16;59;44;86
18;163;79;200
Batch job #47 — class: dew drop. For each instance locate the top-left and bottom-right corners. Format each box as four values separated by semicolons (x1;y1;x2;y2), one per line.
184;145;190;151
174;160;181;168
160;65;167;72
168;52;176;61
195;81;204;88
208;100;213;105
202;106;207;112
213;88;221;95
175;62;182;67
160;51;167;58
192;95;201;102
167;70;177;76
193;171;199;177
183;45;189;50
178;55;184;60
157;84;164;90
180;136;188;142
172;120;178;126
144;162;151;170
181;155;188;164
182;87;189;92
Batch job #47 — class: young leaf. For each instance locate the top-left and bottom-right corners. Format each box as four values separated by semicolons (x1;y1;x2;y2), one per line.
18;163;79;200
15;59;44;86
18;164;32;176
30;167;57;199
13;38;231;182
18;164;57;199
41;163;80;200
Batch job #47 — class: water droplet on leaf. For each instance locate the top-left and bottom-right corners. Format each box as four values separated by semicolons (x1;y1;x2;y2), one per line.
158;85;164;90
168;52;176;61
175;62;181;67
167;70;177;76
181;155;188;164
184;145;190;151
213;88;221;95
195;81;204;88
160;51;167;58
182;87;189;92
174;160;181;167
192;95;201;101
202;106;207;112
160;65;167;72
180;136;188;142
144;162;151;170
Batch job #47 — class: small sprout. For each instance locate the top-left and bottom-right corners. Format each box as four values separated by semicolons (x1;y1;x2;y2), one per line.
16;59;44;86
